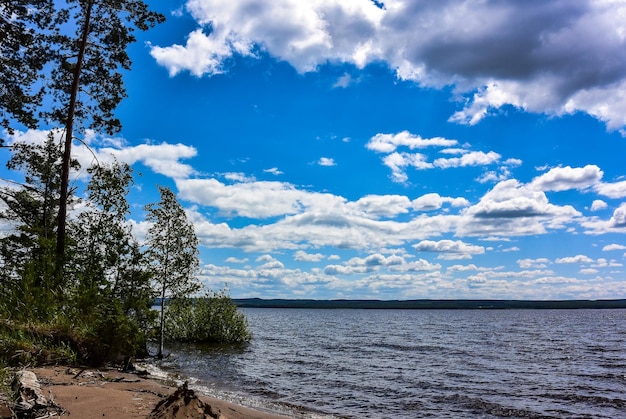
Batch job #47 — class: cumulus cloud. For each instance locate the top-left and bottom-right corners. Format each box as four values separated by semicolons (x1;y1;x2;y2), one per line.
530;165;603;192
460;179;581;236
594;180;626;199
603;243;626;251
591;200;608;211
225;256;249;263
324;253;440;276
433;151;501;169
368;131;506;182
611;203;626;227
555;255;594;264
347;195;411;218
582;202;626;234
381;152;433;182
412;193;470;211
367;131;458;153
464;179;580;219
264;167;283;175
413;239;485;260
152;0;626;132
294;250;325;262
517;258;550;269
318;157;337;166
176;178;333;218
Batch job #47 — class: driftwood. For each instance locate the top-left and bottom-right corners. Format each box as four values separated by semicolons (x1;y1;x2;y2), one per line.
11;370;63;418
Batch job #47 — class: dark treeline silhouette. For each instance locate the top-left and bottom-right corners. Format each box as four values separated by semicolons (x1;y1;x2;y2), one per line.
234;298;626;310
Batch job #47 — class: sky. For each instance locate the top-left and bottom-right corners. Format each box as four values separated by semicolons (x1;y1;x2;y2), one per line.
3;0;626;300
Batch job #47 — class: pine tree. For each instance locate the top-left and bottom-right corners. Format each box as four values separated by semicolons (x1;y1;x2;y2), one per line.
0;0;57;135
144;186;200;358
51;0;165;261
0;0;165;261
0;132;78;320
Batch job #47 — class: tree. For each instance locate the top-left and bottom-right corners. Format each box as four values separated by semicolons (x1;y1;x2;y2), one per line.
0;0;57;135
69;160;135;315
51;0;165;262
68;161;156;362
145;186;200;358
0;132;78;320
0;0;165;261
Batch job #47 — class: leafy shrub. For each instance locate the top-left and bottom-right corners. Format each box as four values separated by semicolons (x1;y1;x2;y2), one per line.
0;320;77;366
165;288;251;344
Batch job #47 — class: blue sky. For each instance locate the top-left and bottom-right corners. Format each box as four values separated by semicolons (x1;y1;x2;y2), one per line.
4;0;626;300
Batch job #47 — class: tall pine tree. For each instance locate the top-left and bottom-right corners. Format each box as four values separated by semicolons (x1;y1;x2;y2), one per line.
0;0;165;262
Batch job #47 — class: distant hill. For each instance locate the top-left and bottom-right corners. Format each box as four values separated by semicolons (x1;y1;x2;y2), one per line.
233;298;626;310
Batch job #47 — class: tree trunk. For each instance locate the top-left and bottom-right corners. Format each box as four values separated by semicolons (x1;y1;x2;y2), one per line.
57;0;94;262
158;281;166;359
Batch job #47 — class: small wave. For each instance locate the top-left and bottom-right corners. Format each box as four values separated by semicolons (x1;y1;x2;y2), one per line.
437;394;557;418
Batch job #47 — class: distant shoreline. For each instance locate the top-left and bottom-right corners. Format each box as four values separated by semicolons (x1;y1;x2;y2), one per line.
233;298;626;310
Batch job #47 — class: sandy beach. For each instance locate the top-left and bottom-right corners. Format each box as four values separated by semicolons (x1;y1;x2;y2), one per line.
1;366;291;419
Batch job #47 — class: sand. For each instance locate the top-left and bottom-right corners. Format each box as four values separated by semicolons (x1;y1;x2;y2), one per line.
2;366;292;419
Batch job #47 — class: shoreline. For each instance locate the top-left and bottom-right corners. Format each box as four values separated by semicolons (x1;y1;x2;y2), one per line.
1;365;293;419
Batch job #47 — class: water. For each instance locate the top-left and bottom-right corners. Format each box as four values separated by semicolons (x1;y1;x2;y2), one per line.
153;308;626;418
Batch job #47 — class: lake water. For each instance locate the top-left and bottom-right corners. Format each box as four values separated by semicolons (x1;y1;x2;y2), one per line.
152;308;626;418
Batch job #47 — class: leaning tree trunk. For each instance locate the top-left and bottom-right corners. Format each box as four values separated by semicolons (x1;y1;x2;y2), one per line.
57;0;94;262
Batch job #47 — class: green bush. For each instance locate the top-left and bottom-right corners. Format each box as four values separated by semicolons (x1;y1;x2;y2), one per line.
164;288;251;344
0;320;77;366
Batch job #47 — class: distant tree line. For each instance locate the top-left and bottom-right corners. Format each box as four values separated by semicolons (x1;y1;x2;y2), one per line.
234;298;626;310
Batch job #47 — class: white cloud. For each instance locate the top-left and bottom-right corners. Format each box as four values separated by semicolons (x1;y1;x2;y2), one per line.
264;167;283;176
368;131;505;182
347;195;411;219
333;73;355;88
382;152;433;183
294;250;325;262
225;256;249;263
582;202;626;234
6;129;198;179
412;193;469;211
501;247;520;253
150;29;247;77
595;180;626;198
433;151;500;169
413;239;485;259
153;0;626;132
591;200;608;211
603;243;626;251
555;255;594;264
612;203;626;227
367;131;457;153
530;165;603;192
318;157;336;166
176;178;335;218
517;258;550;269
460;179;581;236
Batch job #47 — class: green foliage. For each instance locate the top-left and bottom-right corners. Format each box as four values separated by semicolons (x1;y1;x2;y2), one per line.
0;0;57;134
0;158;157;366
165;288;251;345
145;186;200;357
0;320;77;366
0;133;73;321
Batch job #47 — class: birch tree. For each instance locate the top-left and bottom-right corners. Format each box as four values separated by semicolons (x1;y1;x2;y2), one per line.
144;186;199;359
